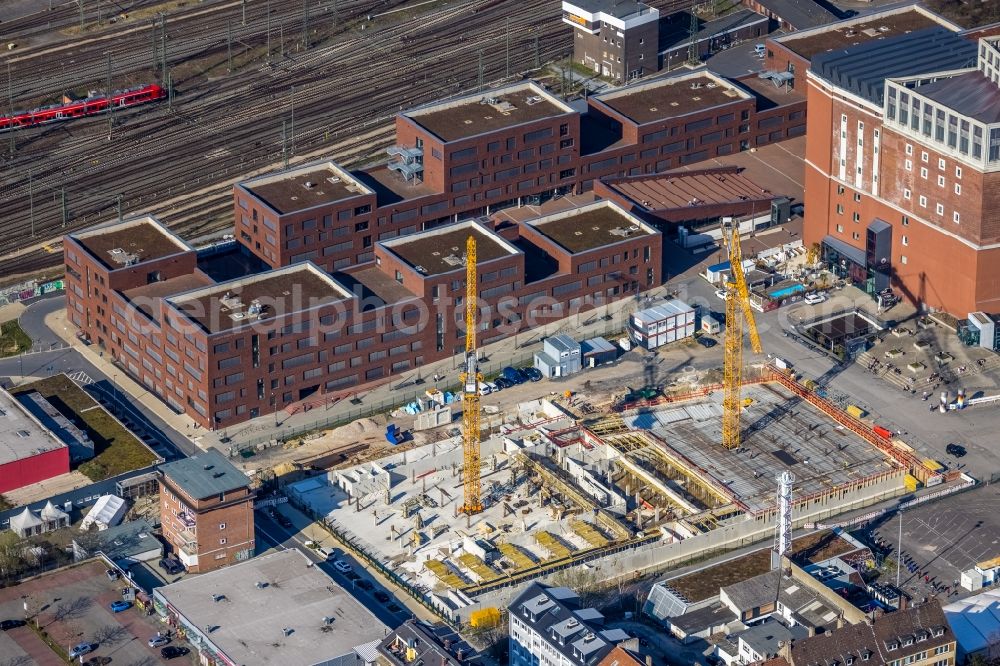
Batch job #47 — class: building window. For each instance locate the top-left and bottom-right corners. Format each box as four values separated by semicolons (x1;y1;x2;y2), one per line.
919;195;927;208
955;183;961;195
905;159;912;171
938;158;946;170
837;204;844;214
219;523;226;530
921;151;928;163
220;538;227;545
905;144;913;155
954;211;961;224
901;255;908;265
902;215;909;226
853;212;861;222
836;224;844;232
854;192;862;202
936;203;945;215
956;166;962;178
837;185;845;195
902;235;908;246
938;175;945;187
903;188;911;200
852;232;861;240
920;167;928;179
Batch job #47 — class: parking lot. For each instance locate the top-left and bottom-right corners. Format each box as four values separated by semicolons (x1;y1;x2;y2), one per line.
0;559;195;665
865;484;1000;603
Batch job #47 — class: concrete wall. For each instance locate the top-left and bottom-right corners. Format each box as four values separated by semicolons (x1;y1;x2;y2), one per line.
461;469;905;617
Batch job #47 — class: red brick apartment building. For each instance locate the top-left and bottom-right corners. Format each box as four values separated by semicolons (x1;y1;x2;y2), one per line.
65;75;804;429
799;9;1000;316
159;448;254;572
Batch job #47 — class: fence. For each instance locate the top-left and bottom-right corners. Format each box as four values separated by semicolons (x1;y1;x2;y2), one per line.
0;278;64;306
227;316;630;453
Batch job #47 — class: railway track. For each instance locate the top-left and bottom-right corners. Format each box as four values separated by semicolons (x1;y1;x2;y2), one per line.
0;0;571;269
0;0;684;279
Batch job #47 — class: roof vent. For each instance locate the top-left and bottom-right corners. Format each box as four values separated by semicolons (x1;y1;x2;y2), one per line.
536;596;550;606
283;627;294;637
255;581;269;589
204;464;214;471
213;471;225;479
567;619;580;628
323;616;334;625
303;181;316;189
212;594;226;603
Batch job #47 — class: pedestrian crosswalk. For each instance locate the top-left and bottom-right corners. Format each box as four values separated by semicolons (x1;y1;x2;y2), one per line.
68;371;94;386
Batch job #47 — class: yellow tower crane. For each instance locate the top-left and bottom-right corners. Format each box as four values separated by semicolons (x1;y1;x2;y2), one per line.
722;221;762;450
460;235;483;515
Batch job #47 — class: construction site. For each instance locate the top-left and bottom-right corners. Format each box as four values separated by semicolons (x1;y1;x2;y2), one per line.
283;223;951;619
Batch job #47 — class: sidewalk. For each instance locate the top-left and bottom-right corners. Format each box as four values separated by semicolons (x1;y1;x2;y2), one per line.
44;308;205;442
199;283;674;451
46;282;674;454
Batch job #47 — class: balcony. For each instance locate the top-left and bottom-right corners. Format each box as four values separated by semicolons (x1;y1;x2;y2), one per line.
177;511;196;529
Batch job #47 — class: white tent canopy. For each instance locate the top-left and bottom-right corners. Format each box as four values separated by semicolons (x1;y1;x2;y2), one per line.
9;507;43;537
944;588;1000;660
40;500;69;523
80;495;127;531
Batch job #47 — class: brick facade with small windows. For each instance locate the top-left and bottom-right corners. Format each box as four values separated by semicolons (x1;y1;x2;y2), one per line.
159;450;254;573
65;74;802;429
803;28;1000;316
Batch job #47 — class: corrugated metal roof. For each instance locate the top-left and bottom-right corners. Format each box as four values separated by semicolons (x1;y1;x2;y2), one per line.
918;70;1000;124
811;27;976;105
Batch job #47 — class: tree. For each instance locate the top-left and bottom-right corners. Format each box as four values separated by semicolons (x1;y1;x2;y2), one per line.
92;624;130;646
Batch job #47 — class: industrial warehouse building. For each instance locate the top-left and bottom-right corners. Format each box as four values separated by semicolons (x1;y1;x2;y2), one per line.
0;387;71;494
153;550;387;666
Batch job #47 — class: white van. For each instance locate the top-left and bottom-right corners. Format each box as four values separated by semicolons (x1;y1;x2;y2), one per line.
317;546;337;561
754;43;766;57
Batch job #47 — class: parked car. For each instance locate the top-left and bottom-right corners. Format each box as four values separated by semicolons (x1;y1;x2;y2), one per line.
946;443;967;457
276;513;293;529
0;619;26;630
317;547;338;561
524;367;543;382
158;557;184;575
484;381;499;393
715;288;729;300
69;643;95;659
477;381;491;395
804;292;827;305
502;366;526;384
161;646;190;659
109;600;132;613
333;560;353;574
374;591;391;603
148;635;170;648
355;579;373;591
493;377;511;389
696;336;717;348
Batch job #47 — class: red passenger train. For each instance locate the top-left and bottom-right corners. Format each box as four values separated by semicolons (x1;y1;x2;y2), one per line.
0;83;165;132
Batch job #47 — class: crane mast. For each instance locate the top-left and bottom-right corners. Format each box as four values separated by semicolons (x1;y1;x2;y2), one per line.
722;222;762;450
460;236;483;515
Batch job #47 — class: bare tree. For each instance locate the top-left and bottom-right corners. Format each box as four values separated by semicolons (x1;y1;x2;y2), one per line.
125;657;157;666
0;656;35;666
92;623;131;646
49;596;92;625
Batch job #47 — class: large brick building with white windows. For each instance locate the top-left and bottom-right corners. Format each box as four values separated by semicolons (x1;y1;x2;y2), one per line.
802;23;1000;317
